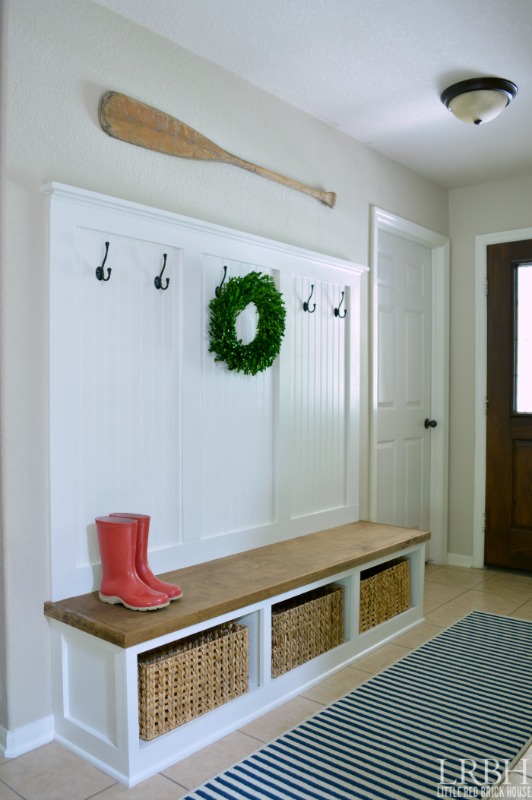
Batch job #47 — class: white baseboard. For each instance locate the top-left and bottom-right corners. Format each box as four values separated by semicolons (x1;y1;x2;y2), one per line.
446;552;474;569
0;716;54;758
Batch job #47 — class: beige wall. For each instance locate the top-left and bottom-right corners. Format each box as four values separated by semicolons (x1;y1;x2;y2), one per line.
0;0;449;737
448;175;532;560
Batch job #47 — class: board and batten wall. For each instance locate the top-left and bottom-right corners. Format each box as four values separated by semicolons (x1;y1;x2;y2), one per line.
47;183;366;601
0;0;448;754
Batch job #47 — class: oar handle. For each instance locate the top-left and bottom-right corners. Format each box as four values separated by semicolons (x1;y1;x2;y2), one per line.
227;155;336;208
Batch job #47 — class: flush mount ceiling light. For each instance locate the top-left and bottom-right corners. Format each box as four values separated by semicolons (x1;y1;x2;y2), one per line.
440;77;518;125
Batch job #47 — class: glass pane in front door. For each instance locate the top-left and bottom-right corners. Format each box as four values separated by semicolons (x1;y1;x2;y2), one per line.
515;263;532;413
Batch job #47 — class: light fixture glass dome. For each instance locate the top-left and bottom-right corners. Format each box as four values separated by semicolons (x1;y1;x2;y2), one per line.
441;77;517;125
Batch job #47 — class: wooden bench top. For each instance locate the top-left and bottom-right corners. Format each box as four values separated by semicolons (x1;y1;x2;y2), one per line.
44;521;429;648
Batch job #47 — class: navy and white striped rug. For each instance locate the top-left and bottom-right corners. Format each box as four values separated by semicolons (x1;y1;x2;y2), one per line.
183;612;532;799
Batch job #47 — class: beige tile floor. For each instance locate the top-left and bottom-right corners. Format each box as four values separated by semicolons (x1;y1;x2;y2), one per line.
2;564;532;799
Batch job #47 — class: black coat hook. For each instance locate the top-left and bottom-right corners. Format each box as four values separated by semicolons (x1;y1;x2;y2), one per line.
215;265;228;297
154;253;170;290
95;242;111;282
303;284;316;313
334;291;347;318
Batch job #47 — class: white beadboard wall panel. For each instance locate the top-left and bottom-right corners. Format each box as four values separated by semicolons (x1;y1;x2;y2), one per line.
46;183;367;600
291;276;349;518
199;256;275;538
51;226;182;594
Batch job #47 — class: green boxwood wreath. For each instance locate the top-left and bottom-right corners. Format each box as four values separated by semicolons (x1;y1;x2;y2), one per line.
208;271;286;376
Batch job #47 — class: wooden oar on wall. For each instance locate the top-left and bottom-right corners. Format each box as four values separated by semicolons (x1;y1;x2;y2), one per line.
98;92;336;208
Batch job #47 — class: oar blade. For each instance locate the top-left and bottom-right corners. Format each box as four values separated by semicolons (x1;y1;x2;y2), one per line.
99;91;224;162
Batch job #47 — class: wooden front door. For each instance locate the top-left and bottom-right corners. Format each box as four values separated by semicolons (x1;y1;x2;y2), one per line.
485;239;532;570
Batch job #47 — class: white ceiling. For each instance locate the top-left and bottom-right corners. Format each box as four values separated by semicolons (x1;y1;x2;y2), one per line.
92;0;532;190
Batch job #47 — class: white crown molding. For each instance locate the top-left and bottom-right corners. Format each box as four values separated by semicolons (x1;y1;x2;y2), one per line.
42;182;368;276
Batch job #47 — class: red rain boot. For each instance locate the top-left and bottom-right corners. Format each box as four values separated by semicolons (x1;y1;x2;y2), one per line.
110;513;183;601
95;516;169;611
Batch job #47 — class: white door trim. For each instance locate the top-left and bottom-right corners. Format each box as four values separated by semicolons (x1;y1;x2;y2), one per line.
473;226;532;568
370;208;450;564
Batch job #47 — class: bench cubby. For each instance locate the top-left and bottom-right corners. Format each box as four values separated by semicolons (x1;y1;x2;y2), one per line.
44;521;429;787
271;583;344;677
138;621;249;740
359;557;411;632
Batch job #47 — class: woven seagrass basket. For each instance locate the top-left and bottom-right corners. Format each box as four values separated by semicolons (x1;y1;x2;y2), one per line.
138;621;248;740
271;584;344;678
359;557;410;633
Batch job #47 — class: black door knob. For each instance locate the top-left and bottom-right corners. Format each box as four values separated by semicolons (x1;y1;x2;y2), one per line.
424;418;437;429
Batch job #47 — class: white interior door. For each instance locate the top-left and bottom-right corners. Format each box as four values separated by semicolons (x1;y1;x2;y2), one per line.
370;208;450;564
374;231;432;530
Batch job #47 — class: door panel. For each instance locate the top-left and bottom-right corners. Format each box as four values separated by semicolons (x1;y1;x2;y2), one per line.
485;239;532;569
513;441;532;529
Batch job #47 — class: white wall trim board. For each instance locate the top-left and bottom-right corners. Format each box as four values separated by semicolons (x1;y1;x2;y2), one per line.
446;552;474;569
473;226;532;569
0;716;54;758
42;182;360;274
44;182;368;601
